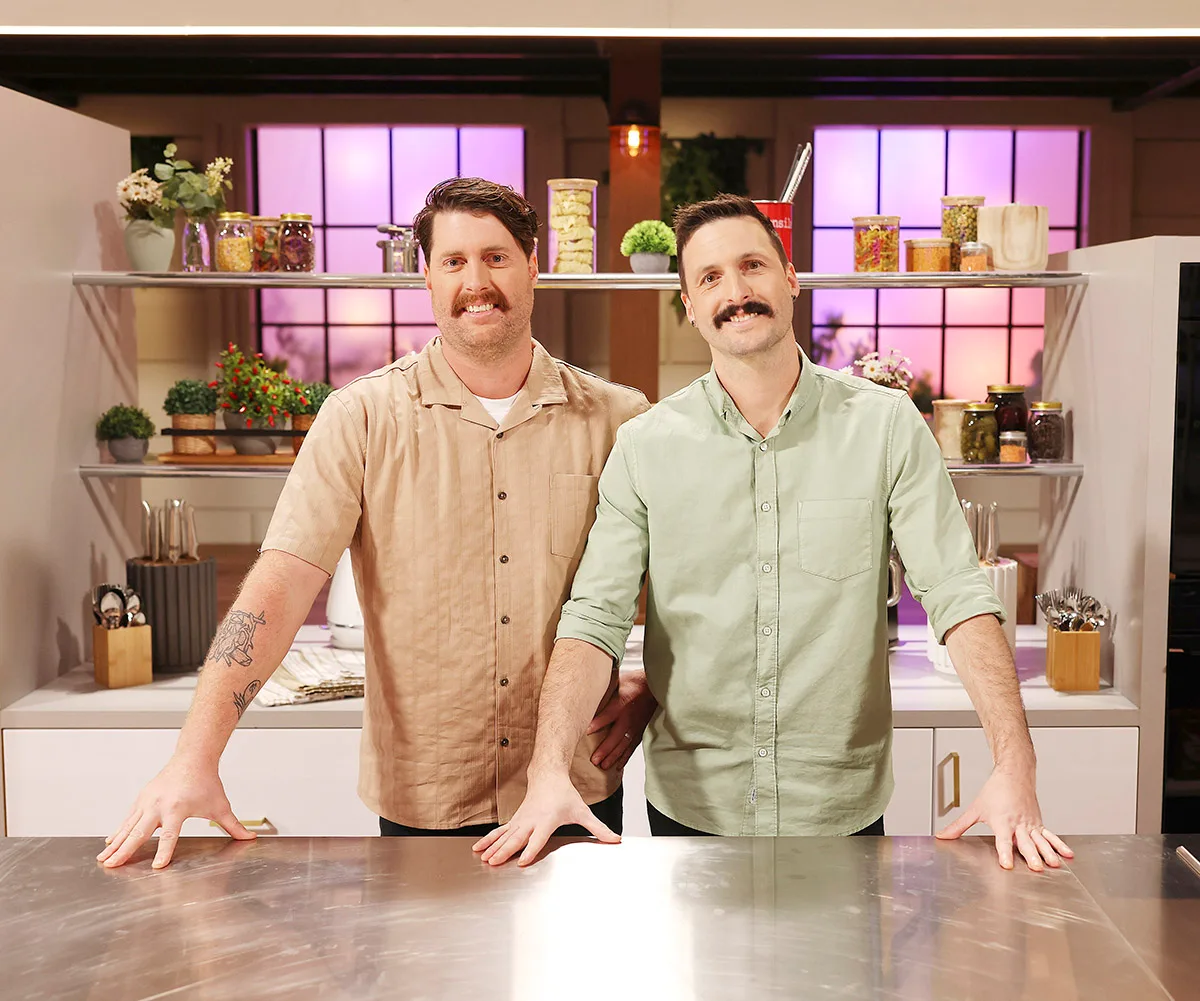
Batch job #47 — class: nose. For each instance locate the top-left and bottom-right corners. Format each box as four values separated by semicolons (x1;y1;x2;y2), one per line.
724;269;753;305
462;256;492;292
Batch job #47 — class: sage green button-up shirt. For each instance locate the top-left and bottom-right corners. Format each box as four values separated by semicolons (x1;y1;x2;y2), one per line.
556;350;1005;836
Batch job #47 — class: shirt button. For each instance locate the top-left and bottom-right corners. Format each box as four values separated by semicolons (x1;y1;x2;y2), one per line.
498;491;507;500
758;748;769;758
762;626;772;636
761;502;771;512
762;563;772;573
501;615;510;624
500;737;510;747
496;431;504;440
761;687;771;697
499;555;509;564
759;443;768;452
500;678;509;687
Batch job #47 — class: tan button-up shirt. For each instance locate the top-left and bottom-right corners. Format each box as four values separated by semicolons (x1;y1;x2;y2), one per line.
261;337;648;828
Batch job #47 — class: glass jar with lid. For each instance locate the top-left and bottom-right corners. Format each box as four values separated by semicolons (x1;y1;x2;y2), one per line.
959;241;993;272
214;212;253;273
1028;401;1066;462
961;403;999;464
852;215;900;272
906;238;954;272
251;216;281;272
279;213;316;272
941;195;985;270
1000;430;1028;463
547;178;597;274
986;384;1028;433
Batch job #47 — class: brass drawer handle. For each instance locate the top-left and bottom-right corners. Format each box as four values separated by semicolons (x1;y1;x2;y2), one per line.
210;816;277;835
937;752;961;817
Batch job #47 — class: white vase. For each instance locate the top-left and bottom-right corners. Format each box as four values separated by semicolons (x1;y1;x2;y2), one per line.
123;220;175;272
629;252;671;274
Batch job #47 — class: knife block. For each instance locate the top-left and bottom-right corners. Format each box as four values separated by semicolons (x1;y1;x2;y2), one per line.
126;557;218;674
1046;625;1101;692
93;624;153;688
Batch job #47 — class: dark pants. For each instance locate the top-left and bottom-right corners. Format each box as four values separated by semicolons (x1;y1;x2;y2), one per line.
647;800;884;837
380;786;624;838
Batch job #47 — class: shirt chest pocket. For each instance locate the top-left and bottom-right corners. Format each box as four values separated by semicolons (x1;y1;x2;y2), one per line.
798;498;874;581
550;473;600;560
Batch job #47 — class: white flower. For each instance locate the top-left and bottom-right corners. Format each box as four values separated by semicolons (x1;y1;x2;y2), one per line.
859;358;884;381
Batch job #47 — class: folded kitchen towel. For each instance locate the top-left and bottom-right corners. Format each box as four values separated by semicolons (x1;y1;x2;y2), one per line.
255;645;366;707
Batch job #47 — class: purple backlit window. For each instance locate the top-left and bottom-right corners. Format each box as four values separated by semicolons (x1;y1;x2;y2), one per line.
811;127;1086;403
253;124;526;387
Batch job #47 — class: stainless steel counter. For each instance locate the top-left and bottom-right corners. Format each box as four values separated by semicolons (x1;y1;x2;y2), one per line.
1;835;1197;1000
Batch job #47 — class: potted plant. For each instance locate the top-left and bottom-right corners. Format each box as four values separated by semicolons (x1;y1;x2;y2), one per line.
117;168;175;272
285;381;334;454
155;144;234;272
620;220;676;274
163;379;219;455
96;404;156;463
213;342;291;455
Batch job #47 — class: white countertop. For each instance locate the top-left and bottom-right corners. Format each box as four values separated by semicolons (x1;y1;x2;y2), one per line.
0;624;1138;730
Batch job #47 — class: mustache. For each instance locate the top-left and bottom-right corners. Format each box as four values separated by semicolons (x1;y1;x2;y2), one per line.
452;288;511;315
714;299;774;327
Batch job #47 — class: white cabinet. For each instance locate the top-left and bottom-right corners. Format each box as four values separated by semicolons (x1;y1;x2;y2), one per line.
3;728;378;837
885;728;934;835
932;726;1139;836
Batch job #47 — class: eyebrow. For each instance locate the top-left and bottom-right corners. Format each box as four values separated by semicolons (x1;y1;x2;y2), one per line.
439;245;512;260
694;250;768;277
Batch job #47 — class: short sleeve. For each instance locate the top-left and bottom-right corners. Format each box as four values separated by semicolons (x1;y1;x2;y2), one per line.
259;394;365;575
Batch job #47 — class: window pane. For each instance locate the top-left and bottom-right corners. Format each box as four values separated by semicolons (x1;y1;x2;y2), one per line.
329;326;392;387
1015;130;1080;227
880;129;945;227
945;287;1010;326
262;326;325;383
1010;327;1045;399
877;327;942;401
947;129;1014;206
879;287;943;325
323;127;391;226
325;227;382;273
459;127;525;194
394;288;435;323
392;126;459;224
812;229;875;326
395;325;439;358
943;327;1009;401
261;288;324;325
1011;288;1044;326
810;326;875;370
256;127;324;223
328;289;391;326
813;129;879;226
1049;229;1078;254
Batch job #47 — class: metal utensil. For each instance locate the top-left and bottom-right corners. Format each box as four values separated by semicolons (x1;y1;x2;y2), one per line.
984;502;999;566
165;499;182;564
184;501;200;560
778;142;813;203
141;500;153;558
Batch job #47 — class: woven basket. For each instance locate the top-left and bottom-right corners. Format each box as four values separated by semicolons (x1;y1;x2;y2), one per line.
172;413;217;454
293;413;315;454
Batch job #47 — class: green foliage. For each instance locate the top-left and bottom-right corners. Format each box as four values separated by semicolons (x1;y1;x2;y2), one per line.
661;133;766;226
909;371;936;415
96;404;156;441
282;380;334;417
155;143;233;221
215;342;291;428
163;379;217;416
620;220;676;257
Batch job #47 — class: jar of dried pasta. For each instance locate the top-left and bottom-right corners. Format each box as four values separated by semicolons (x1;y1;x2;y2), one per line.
547;178;597;274
852;215;900;272
941;195;984;270
214;212;253;273
906;238;954;272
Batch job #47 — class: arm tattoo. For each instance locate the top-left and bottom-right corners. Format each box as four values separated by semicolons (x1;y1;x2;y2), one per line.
209;609;268;668
233;680;262;719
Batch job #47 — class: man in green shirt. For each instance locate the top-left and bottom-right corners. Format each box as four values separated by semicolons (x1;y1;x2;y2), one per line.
475;195;1073;873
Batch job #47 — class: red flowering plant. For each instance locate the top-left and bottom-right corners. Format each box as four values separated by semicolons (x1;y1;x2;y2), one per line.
210;342;293;429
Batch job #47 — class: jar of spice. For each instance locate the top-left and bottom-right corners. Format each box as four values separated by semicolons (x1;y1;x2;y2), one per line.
941;195;985;270
852;215;900;272
961;403;999;464
214;212;253;273
251;216;281;272
279;213;316;272
906;238;954;273
986;385;1028;433
959;241;993;272
1028;401;1066;462
1000;431;1028;464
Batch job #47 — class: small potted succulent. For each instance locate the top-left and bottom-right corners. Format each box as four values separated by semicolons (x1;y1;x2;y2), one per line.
213;342;292;455
163;378;218;455
620;219;676;274
96;404;156;463
285;381;334;454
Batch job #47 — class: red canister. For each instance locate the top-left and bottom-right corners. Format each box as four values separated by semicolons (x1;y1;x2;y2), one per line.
753;200;794;263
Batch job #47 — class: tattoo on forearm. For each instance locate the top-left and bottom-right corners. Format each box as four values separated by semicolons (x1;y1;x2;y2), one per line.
233;680;262;719
209;609;268;668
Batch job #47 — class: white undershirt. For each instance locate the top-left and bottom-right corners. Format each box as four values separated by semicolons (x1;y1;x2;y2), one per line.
473;391;521;426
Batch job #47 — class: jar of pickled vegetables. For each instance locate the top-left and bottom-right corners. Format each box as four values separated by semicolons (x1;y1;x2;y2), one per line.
906;238;954;272
251;216;281;272
547;178;597;274
1028;401;1066;462
986;384;1028;433
959;241;993;272
961;403;999;464
214;212;253;273
852;215;900;272
279;213;315;272
941;195;985;270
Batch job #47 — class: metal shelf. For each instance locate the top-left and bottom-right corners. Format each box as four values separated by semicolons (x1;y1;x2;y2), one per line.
946;462;1085;478
72;270;1090;291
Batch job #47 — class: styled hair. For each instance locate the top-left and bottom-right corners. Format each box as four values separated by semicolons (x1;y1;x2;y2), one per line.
672;194;788;291
414;177;539;262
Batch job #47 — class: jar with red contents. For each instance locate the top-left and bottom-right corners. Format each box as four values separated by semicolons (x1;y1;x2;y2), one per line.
279;213;315;272
986;384;1028;433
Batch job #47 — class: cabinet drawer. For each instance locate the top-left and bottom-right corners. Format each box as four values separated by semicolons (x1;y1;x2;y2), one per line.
3;728;377;837
885;728;934;835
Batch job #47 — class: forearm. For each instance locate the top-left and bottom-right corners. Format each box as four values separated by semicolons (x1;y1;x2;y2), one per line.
174;549;326;765
944;613;1036;772
528;639;616;780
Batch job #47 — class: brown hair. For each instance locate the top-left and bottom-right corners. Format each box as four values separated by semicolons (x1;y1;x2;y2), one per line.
414;177;539;262
673;194;788;291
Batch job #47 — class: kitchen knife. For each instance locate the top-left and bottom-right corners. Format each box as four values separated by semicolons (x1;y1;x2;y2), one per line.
166;499;182;564
141;500;153;559
985;502;999;566
184;501;200;560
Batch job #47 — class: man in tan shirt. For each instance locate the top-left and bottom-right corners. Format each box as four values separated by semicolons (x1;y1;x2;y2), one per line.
99;178;652;868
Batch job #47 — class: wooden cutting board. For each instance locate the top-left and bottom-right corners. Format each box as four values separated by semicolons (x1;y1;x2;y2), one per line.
157;451;296;465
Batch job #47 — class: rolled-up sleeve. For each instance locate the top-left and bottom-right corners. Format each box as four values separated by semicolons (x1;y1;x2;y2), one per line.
886;395;1005;643
555;423;650;663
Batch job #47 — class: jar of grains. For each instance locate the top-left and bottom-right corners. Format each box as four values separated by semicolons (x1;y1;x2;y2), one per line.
1028;401;1066;462
959;241;993;272
1000;430;1028;464
906;238;954;272
941;195;985;270
251;216;281;272
852;216;900;272
214;212;253;273
986;384;1029;433
961;403;1000;464
279;213;316;272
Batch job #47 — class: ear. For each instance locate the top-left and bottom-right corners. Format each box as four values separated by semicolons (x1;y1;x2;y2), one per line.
785;261;800;300
681;292;697;327
424;266;432;292
528;249;539;281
